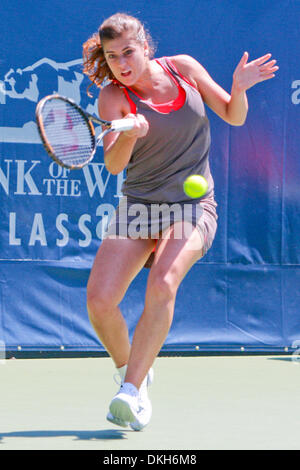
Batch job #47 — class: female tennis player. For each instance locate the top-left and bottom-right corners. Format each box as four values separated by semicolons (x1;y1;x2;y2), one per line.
83;13;278;431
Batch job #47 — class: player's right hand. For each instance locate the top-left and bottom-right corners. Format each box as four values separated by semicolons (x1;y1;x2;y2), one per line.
123;113;149;138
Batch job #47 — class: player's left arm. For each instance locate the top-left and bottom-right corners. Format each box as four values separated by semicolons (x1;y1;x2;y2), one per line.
171;53;278;126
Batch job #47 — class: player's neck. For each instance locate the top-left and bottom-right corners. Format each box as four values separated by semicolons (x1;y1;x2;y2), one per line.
130;59;165;97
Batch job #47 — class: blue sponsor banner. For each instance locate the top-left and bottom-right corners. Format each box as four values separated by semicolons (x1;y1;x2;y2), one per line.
0;0;299;351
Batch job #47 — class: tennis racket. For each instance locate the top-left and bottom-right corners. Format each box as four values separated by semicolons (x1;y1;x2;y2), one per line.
35;94;135;170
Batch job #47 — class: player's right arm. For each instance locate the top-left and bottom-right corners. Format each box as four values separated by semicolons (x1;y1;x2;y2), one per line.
98;84;149;175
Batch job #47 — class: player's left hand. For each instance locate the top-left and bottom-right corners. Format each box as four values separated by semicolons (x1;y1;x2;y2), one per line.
232;52;279;92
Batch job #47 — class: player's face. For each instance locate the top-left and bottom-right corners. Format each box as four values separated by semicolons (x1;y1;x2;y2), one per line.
103;31;149;86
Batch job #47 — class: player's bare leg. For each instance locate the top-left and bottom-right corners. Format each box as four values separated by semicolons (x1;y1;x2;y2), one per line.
87;236;155;368
109;222;204;429
125;221;204;388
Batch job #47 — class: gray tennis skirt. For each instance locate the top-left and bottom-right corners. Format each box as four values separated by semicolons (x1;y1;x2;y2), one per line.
104;196;218;257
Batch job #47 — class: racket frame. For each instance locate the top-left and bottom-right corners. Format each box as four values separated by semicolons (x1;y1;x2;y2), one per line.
35;94;125;170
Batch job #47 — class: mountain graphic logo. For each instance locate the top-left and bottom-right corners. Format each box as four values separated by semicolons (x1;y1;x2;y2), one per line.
0;58;99;143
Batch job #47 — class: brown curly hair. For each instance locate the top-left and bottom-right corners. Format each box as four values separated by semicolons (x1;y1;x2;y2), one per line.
82;13;155;94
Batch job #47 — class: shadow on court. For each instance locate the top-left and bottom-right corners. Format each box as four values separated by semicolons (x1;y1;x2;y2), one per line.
267;356;299;363
0;429;129;443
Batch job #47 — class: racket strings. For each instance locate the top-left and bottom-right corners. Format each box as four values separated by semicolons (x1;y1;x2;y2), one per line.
41;100;95;165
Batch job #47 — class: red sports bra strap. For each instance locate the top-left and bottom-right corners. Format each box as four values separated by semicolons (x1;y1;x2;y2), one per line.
155;58;180;89
112;80;137;114
121;86;137;114
164;57;198;91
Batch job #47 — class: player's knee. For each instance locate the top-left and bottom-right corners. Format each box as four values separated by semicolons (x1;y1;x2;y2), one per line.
86;283;116;319
147;268;178;304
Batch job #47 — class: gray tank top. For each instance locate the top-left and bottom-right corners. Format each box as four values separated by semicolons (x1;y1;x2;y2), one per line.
121;57;214;203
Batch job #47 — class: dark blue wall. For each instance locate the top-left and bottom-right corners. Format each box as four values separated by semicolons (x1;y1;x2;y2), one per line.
0;0;299;352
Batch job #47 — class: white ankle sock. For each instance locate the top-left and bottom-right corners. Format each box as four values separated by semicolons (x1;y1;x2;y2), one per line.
117;365;127;382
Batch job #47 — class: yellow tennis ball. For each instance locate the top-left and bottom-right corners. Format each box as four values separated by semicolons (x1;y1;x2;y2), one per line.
183;175;208;198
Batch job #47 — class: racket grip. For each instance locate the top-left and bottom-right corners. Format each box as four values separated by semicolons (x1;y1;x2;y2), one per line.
111;118;135;132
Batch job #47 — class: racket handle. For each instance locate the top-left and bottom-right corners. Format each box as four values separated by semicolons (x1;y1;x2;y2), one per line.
111;118;135;132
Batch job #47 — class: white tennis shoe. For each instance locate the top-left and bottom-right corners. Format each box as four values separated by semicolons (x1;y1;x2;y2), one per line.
130;367;154;431
106;411;129;428
106;369;130;428
109;382;140;423
106;368;154;431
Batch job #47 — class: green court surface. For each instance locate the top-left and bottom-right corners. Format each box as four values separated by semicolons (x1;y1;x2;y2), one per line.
0;355;299;450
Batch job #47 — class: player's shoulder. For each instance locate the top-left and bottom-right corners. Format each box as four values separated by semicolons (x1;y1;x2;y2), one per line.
168;55;205;88
99;81;125;103
169;54;200;68
98;81;129;116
